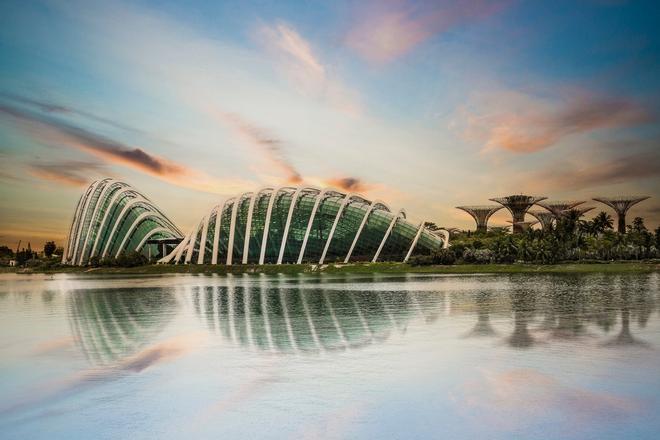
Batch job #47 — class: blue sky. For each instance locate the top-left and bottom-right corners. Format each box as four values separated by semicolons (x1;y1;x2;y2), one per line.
1;0;659;247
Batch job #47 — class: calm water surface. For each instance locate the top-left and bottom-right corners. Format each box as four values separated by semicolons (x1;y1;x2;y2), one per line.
0;272;659;439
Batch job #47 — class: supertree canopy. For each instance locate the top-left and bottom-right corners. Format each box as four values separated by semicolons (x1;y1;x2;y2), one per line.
592;196;650;233
455;205;503;232
490;195;547;233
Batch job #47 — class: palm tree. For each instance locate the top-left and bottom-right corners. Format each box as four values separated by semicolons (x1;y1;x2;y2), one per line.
591;211;613;234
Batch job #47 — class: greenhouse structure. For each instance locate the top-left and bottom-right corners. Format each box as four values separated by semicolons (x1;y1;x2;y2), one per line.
160;186;448;265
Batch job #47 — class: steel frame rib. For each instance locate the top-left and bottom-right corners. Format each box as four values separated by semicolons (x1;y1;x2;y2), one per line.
319;193;353;264
242;192;258;264
71;180;103;264
277;187;305;264
372;209;404;263
226;196;241;265
114;211;163;257
344;200;389;263
297;189;328;264
403;221;425;263
77;178;117;264
259;188;283;265
63;192;86;263
101;197;147;258
197;214;210;264
211;202;227;265
135;227;169;253
90;187;134;259
185;220;203;264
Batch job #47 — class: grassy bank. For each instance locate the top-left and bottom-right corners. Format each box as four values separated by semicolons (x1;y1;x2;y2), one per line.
2;261;658;275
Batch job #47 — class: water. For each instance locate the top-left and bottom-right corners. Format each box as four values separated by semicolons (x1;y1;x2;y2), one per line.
0;272;658;439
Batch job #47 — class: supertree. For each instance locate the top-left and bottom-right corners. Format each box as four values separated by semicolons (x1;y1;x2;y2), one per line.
490;195;547;233
527;210;555;230
592;196;650;233
536;200;584;218
455;205;503;232
507;220;539;232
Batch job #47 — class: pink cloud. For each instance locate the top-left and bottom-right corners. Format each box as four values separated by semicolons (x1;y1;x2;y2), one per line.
346;0;510;64
454;368;644;431
461;90;653;153
257;22;362;116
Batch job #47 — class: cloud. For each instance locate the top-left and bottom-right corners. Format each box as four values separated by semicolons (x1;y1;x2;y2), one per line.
0;104;254;194
28;160;107;187
345;0;510;64
524;151;660;191
454;369;644;431
0;333;206;417
215;112;303;184
258;22;362;116
325;177;370;192
461;90;653;153
1;92;142;134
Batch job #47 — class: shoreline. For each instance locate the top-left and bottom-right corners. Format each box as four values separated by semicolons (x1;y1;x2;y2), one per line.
1;261;658;275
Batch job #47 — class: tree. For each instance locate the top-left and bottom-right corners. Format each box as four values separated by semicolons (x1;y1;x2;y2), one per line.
43;241;56;258
632;217;646;233
0;245;13;258
591;211;613;235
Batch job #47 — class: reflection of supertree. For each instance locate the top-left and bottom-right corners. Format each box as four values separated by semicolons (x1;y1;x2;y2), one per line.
508;288;537;349
548;278;590;340
464;291;497;337
68;288;177;365
603;291;649;347
603;276;654;347
192;283;439;354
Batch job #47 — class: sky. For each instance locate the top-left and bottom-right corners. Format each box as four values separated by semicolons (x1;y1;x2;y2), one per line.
1;0;659;248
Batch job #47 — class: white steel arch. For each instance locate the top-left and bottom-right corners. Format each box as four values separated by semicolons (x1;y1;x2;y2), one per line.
77;179;123;265
297;189;337;264
135;227;169;253
89;186;137;259
259;187;292;265
71;179;103;264
403;222;425;263
226;196;242;265
63;192;86;263
343;200;390;263
211;201;230;265
242;192;258;264
173;230;193;264
319;193;354;265
276;187;308;264
101;197;149;258
197;214;211;264
114;211;166;257
185;219;204;264
372;209;405;263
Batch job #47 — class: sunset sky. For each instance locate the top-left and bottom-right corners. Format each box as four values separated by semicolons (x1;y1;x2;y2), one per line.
1;0;659;248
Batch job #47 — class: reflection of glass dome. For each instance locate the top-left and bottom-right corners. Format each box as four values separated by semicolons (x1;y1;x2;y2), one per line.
68;288;177;365
192;284;439;354
161;186;447;265
62;179;182;265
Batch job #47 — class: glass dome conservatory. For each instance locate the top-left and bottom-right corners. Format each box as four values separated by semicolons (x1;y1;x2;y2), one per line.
160;186;447;265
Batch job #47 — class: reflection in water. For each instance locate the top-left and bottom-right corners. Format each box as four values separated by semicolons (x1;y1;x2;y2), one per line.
68;288;177;365
508;288;537;348
464;292;497;338
502;274;657;350
192;282;441;354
